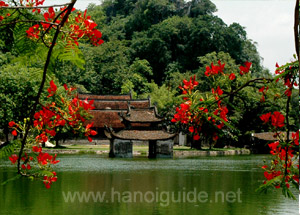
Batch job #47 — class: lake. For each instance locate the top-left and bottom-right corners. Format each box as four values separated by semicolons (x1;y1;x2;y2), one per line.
0;154;298;215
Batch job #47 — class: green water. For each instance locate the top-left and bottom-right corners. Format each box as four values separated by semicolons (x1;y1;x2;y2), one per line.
0;155;298;215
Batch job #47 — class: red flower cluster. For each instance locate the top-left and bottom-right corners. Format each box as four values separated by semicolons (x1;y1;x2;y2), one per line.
47;80;57;97
274;63;298;97
26;24;40;39
85;122;97;142
33;81;97;143
68;10;104;46
9;144;60;188
0;1;8;7
211;86;223;97
16;1;104;47
205;60;225;77
8;121;18;136
258;86;269;102
228;73;236;80
43;172;57;189
37;151;60;165
263;139;298;188
9;154;18;164
263;170;282;182
239;61;252;75
178;76;199;100
181;75;199;91
260;111;285;128
171;102;191;124
292;131;299;146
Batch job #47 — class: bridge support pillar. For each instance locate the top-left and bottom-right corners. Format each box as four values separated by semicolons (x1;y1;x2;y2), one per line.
109;139;133;158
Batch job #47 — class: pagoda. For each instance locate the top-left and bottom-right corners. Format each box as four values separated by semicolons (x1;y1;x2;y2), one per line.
105;105;176;158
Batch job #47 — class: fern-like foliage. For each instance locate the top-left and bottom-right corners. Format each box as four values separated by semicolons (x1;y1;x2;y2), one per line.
0;140;20;159
52;41;86;70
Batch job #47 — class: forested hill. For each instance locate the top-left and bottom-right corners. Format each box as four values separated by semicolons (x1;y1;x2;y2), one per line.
55;0;267;95
0;0;298;147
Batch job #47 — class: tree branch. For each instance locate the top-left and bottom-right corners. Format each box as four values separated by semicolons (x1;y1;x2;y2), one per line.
0;20;59;27
1;3;70;9
17;0;77;174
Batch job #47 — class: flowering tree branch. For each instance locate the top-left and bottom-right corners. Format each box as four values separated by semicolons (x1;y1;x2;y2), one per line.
1;4;70;9
17;0;77;174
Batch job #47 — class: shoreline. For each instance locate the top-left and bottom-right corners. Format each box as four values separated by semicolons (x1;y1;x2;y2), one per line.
41;145;251;158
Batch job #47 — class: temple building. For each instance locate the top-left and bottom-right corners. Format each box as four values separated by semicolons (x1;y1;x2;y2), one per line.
78;93;151;136
79;93;176;158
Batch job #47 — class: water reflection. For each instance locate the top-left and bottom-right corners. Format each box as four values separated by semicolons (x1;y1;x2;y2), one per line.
0;155;298;215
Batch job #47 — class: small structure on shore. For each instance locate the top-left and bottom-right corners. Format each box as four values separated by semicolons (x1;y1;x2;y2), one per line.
105;106;176;158
251;132;294;153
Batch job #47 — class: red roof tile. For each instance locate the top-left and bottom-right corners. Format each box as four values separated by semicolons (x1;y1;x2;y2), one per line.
87;110;126;128
92;99;150;110
78;93;131;100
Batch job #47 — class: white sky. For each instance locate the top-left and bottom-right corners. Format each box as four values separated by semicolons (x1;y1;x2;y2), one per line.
211;0;296;72
45;0;297;72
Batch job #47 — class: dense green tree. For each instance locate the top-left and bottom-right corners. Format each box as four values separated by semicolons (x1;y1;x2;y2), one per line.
0;62;42;142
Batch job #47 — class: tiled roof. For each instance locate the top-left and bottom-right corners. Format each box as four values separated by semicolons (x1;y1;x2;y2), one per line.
78;93;131;100
252;132;294;141
92;99;150;110
79;93;152;128
86;110;126;128
110;130;177;140
121;107;163;123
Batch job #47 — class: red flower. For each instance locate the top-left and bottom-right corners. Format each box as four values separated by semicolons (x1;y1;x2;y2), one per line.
216;86;223;96
193;134;200;140
9;154;18;164
43;172;58;189
26;24;40;39
292;175;299;184
32;146;42;153
229;73;236;80
217;60;225;73
8;121;16;127
12;130;17;136
239;61;252;75
36;132;48;143
44;7;55;22
47;80;57;97
268;141;279;155
46;129;56;136
0;1;9;7
189;126;194;133
292;131;299;146
182;75;198;91
37;152;53;165
63;84;68;91
205;61;225;77
271;111;285;128
260;112;271;124
51;154;60;164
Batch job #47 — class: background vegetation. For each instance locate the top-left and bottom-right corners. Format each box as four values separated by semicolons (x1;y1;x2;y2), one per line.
0;0;298;148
